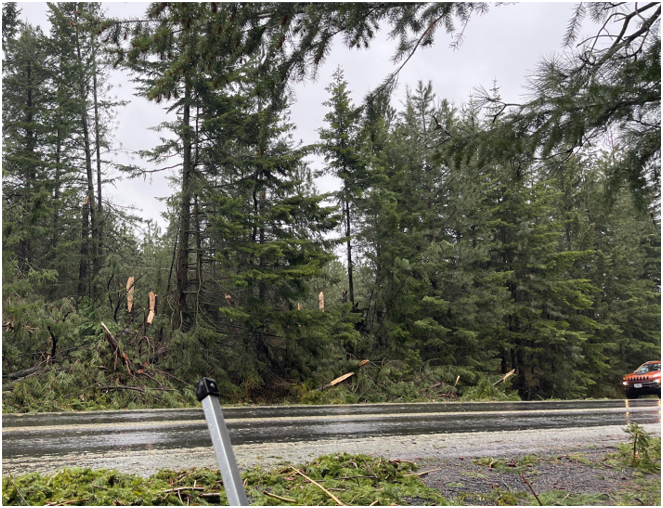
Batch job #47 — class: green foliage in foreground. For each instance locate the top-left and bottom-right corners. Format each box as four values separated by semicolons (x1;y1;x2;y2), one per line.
607;423;661;474
2;453;447;506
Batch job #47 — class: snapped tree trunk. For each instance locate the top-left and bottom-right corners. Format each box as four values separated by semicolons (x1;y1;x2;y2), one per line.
78;195;90;296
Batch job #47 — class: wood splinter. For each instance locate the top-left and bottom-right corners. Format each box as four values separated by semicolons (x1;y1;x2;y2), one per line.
126;276;135;313
147;291;156;324
493;369;516;386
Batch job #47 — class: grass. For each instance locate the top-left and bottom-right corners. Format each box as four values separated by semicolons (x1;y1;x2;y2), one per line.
472;454;541;474
451;430;661;506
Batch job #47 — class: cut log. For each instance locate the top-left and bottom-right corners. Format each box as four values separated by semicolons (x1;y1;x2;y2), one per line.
100;322;132;375
493;369;516;386
126;277;135;313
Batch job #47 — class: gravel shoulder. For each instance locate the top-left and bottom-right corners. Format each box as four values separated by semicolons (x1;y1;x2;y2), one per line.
420;445;661;505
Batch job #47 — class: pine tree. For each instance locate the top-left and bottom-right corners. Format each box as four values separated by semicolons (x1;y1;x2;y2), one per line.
474;3;660;211
2;20;51;275
198;58;345;393
318;67;366;308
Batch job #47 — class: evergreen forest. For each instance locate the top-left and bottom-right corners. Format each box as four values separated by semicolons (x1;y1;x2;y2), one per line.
2;2;660;412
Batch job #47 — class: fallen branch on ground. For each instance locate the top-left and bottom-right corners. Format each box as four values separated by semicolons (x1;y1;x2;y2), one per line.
163;487;205;494
520;473;542;506
291;467;343;506
95;384;176;393
406;468;442;477
8;474;29;506
263;490;297;503
101;322;133;375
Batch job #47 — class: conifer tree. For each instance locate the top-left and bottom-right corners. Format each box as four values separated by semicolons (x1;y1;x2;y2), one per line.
197;58;346;393
319;68;365;307
2;20;51;275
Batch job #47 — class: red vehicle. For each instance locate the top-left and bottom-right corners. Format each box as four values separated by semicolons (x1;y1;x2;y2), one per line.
623;361;661;399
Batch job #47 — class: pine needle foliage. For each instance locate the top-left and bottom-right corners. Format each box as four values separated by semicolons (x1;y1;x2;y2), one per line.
2;454;447;506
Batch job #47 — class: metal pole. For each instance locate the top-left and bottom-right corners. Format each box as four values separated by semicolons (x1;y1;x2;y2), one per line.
195;378;249;506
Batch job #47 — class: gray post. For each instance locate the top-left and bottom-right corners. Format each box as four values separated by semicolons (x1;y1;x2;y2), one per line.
195;378;249;506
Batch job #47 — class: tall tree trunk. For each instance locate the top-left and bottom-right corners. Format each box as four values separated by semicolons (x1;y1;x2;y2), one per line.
74;14;99;290
194;193;202;324
175;82;192;329
91;32;103;262
345;192;354;306
78;196;90;296
18;57;36;273
51;129;62;251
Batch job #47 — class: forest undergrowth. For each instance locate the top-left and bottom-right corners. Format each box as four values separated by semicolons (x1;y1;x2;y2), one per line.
2;326;518;414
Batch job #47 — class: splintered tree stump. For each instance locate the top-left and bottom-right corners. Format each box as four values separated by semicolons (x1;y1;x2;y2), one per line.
126;277;135;313
147;291;156;324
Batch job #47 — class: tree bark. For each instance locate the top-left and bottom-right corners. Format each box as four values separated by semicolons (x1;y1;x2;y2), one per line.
345;194;355;306
74;14;99;289
78;195;90;296
17;57;36;273
175;82;193;329
91;31;103;262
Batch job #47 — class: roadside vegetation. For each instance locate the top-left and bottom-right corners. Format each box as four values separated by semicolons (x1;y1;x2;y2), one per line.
449;423;661;506
2;453;446;506
2;348;518;413
3;425;660;506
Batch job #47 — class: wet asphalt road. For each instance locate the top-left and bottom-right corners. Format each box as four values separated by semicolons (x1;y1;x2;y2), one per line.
3;399;660;461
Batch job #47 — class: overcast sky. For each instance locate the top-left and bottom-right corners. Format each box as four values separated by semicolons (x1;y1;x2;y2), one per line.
15;2;603;230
